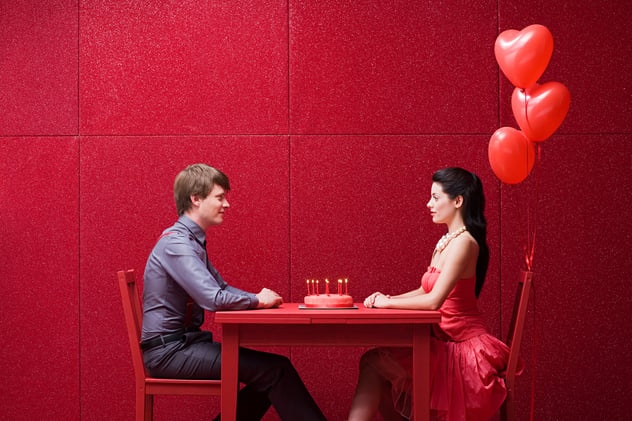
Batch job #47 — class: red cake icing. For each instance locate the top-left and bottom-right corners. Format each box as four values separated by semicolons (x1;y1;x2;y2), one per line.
304;294;353;308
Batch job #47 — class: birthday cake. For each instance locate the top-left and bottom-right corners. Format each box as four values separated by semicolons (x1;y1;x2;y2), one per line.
304;294;354;308
303;278;354;308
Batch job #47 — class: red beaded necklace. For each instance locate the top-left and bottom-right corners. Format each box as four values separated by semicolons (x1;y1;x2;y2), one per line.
434;226;467;254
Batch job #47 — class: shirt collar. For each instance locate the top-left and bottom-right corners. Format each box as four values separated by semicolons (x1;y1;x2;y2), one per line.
177;215;207;246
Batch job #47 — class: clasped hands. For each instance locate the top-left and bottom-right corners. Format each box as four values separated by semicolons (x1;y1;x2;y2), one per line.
256;287;283;308
363;291;391;308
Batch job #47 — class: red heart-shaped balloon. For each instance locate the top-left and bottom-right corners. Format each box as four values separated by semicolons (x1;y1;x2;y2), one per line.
488;127;535;184
512;81;570;142
495;24;554;89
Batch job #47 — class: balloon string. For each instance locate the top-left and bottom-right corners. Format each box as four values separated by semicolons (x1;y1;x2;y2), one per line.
523;144;540;272
530;280;537;421
522;88;532;134
522;90;538;418
522;88;533;270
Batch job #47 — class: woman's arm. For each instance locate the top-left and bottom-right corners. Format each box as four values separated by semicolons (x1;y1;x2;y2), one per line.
368;235;478;311
391;285;426;299
363;285;425;307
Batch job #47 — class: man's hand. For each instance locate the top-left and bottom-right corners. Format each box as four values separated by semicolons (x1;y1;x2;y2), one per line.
256;288;283;308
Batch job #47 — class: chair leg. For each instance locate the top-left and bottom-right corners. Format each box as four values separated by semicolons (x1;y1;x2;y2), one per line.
136;387;153;421
144;394;153;421
145;395;154;421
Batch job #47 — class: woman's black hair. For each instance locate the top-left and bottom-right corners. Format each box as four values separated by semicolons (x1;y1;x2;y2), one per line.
432;167;489;297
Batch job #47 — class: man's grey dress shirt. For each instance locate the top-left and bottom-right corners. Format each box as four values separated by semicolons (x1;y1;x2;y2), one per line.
141;215;258;341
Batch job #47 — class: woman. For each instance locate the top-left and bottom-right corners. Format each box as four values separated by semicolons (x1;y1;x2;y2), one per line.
348;167;511;421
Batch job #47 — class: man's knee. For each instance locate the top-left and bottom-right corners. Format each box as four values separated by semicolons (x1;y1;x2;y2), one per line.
268;353;294;374
241;350;295;386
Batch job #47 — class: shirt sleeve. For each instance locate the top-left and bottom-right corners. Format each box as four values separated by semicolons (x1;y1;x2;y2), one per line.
160;235;259;311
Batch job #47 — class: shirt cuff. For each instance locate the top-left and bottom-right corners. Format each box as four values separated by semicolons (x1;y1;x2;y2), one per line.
249;294;260;309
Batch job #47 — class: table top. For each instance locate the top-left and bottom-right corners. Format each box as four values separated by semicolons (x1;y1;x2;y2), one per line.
215;302;441;325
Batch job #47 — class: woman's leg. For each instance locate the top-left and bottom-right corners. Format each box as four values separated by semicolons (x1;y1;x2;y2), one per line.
348;362;384;420
379;382;407;421
349;368;405;421
349;349;395;421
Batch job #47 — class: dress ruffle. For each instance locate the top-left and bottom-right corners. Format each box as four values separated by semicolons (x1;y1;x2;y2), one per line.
429;333;511;420
364;333;515;421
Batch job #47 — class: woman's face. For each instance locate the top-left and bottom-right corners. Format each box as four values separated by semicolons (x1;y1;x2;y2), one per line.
426;182;459;224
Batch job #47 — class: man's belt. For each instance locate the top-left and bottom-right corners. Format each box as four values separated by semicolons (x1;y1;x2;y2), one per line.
140;329;187;350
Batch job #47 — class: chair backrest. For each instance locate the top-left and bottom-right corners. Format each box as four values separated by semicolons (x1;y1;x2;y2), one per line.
117;269;148;381
505;270;533;389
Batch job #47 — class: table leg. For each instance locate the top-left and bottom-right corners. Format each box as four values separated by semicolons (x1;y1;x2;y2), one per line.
412;324;431;421
221;324;239;421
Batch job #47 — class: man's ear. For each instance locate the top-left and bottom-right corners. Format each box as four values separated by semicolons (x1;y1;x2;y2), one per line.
190;194;201;208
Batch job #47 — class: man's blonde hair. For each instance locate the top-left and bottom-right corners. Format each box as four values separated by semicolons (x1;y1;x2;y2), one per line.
174;164;230;216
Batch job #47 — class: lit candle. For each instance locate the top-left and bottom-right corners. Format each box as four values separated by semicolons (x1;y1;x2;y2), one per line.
345;278;348;295
316;280;319;295
325;279;330;295
338;279;342;295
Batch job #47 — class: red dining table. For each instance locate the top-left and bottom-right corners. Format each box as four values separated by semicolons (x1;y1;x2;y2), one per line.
215;303;441;421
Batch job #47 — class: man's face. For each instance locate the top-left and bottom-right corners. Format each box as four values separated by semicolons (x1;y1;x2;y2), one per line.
195;184;230;227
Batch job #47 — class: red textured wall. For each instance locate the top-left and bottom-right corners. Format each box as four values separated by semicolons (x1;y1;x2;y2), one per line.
1;1;630;420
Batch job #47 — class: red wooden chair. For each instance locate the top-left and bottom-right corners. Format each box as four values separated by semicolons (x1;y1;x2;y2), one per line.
500;270;533;421
117;269;221;421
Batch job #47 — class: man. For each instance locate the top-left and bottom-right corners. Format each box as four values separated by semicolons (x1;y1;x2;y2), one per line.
141;163;326;421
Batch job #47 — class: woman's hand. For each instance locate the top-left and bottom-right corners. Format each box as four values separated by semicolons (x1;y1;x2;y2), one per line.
364;292;390;308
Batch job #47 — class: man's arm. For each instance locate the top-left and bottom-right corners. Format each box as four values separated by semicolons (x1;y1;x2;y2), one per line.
159;240;259;311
